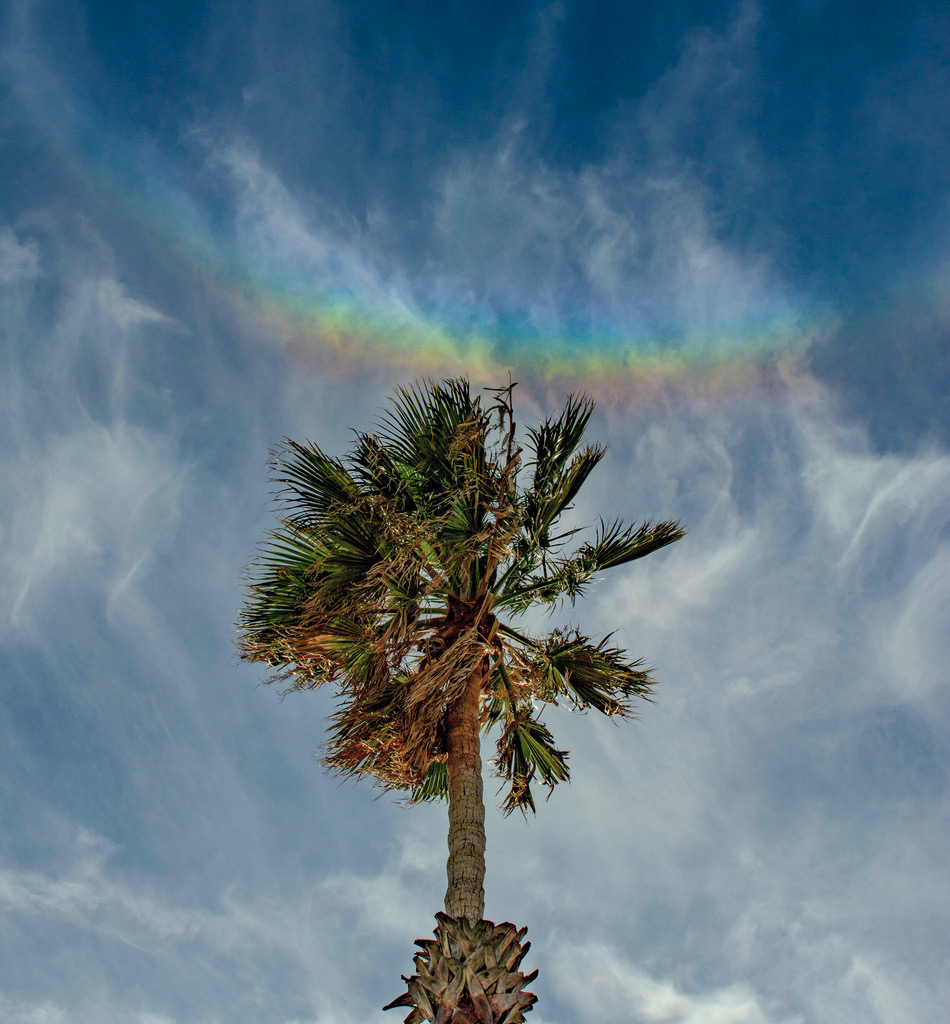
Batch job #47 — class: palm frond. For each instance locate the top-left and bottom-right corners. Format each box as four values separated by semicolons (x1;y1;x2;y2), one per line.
308;512;384;595
521;444;605;548
376;379;483;490
579;517;687;570
271;438;360;525
323;676;422;789
522;395;605;546
495;711;570;815
497;517;686;612
410;760;449;803
527;394;595;492
495;554;594;612
349;433;414;507
531;629;655;715
238;527;320;649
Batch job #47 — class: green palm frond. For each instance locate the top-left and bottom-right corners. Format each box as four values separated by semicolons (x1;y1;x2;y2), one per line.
527;394;595;492
497;516;685;612
522;445;605;549
239;528;318;645
316;511;386;578
522;396;606;549
495;554;593;611
494;623;653;716
580;517;687;569
411;759;449;803
349;433;412;504
376;379;485;492
495;711;570;815
271;438;360;523
531;629;654;715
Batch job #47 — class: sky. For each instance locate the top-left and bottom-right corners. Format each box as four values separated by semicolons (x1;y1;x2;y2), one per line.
1;0;948;1022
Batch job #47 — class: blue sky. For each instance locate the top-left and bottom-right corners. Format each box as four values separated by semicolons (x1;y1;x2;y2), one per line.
1;2;948;1022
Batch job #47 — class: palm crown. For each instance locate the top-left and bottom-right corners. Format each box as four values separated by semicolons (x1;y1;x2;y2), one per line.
238;377;685;815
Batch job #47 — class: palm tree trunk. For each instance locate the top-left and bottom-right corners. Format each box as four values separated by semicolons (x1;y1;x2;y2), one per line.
444;667;486;921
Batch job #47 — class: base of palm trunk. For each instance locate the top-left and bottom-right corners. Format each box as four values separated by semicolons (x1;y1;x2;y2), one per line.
383;912;538;1024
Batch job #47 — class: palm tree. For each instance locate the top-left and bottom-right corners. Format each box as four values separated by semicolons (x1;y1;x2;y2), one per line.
238;378;685;1023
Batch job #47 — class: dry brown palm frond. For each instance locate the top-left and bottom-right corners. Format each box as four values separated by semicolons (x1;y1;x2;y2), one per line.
405;627;486;711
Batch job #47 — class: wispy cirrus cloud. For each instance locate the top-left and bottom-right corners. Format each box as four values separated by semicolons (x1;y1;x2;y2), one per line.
1;2;948;1023
425;0;782;339
0;233;188;632
0;227;41;283
0;825;396;1024
0;419;185;630
549;942;798;1024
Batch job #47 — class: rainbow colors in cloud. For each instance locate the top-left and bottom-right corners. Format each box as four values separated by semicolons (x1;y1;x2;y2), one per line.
67;95;820;402
238;282;816;402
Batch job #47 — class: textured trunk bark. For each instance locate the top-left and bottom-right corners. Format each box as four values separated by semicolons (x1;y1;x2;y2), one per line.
443;667;486;922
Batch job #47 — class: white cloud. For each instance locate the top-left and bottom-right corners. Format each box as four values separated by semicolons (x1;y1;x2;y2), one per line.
95;279;177;331
213;141;418;319
0;227;40;283
416;0;795;360
186;2;801;385
430;143;789;340
879;541;950;702
0;831;201;949
319;821;445;939
219;141;339;276
0;999;66;1024
843;954;934;1024
0;996;68;1024
0;828;389;1024
0;420;185;629
549;943;796;1024
0;226;190;632
590;374;950;716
